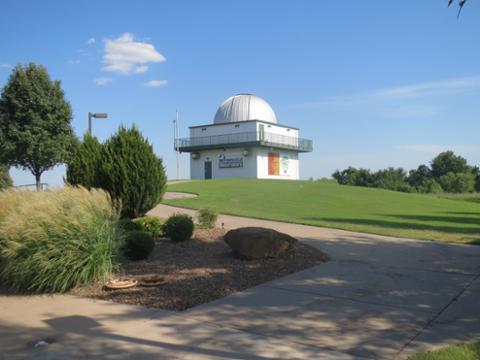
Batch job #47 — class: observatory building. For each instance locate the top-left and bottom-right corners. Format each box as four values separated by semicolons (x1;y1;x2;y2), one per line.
177;94;312;180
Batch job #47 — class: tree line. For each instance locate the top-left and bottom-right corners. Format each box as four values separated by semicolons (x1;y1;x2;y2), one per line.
332;151;480;194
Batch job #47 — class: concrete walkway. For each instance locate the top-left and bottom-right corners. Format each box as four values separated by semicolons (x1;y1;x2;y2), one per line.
1;203;479;359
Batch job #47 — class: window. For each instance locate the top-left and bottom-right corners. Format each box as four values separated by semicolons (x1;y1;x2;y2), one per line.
234;124;240;128
202;127;207;131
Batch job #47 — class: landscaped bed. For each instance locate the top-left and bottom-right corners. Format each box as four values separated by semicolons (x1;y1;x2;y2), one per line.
75;228;328;311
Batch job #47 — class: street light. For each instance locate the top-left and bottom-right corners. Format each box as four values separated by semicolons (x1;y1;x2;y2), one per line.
88;112;108;135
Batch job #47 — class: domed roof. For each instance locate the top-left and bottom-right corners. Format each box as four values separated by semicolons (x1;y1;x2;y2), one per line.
214;94;277;124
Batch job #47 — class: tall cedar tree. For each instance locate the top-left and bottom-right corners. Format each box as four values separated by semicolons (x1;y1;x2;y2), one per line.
96;125;166;218
0;63;74;190
66;133;102;189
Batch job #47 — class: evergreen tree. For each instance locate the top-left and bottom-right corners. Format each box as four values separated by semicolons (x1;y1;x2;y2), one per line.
66;133;102;189
96;125;167;218
0;63;75;190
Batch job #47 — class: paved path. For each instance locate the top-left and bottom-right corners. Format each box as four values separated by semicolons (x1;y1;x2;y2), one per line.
1;203;479;359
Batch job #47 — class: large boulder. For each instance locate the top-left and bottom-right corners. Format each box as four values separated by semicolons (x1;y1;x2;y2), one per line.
223;227;298;260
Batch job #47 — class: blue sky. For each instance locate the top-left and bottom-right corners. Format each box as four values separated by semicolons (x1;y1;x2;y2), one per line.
1;0;479;185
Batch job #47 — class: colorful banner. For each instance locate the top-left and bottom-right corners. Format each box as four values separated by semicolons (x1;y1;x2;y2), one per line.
269;152;289;176
268;152;279;175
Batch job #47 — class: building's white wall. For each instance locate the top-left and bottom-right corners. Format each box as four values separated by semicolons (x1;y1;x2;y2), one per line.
190;148;257;180
257;122;298;138
190;122;257;138
256;148;299;180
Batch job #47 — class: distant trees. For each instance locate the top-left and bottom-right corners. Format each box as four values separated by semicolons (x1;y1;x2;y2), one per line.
332;151;478;194
0;63;75;191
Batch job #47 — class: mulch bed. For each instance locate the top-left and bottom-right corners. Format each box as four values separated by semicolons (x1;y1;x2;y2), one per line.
76;228;329;311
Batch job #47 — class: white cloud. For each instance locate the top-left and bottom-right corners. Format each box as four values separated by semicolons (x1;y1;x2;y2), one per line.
93;77;113;86
87;37;96;45
285;76;480;110
396;144;480;154
144;79;168;88
134;65;148;74
0;63;11;69
373;76;480;100
102;33;166;75
67;59;80;65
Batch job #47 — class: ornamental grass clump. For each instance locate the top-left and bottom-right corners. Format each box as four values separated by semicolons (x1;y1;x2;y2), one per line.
0;186;121;293
197;208;218;229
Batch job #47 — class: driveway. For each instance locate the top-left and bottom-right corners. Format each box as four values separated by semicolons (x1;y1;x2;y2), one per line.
1;203;479;359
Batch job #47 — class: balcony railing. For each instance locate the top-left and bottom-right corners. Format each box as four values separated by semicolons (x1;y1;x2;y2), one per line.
176;131;313;152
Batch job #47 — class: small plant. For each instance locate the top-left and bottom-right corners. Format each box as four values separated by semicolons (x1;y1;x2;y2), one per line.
135;216;163;237
163;214;194;242
118;218;143;233
122;230;155;261
197;208;218;229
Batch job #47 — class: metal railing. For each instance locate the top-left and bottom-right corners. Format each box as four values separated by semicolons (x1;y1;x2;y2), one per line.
177;131;313;152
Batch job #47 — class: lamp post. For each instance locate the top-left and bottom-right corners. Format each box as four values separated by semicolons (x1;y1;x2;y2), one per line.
88;112;108;135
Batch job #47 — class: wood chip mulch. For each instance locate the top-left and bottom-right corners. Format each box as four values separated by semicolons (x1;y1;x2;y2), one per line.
75;228;329;311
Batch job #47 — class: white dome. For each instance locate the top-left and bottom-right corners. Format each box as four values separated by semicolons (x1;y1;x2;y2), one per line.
214;94;277;124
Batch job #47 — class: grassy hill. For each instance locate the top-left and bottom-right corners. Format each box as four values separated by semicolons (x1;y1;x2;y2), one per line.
164;179;480;244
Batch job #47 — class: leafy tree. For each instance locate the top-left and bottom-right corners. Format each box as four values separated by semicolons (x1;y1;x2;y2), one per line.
0;63;75;191
96;125;167;218
66;133;103;189
0;164;12;190
438;172;475;193
431;151;469;179
476;175;480;192
332;167;375;187
408;165;432;188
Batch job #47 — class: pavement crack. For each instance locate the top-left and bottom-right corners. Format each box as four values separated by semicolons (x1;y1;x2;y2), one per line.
395;272;480;359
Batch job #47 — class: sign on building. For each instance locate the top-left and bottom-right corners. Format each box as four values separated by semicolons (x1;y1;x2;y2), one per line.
219;154;244;168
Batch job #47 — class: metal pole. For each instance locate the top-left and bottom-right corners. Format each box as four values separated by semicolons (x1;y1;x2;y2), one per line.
88;112;92;135
175;110;179;180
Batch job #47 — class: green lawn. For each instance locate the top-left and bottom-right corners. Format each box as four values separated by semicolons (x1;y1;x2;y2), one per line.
164;179;480;244
408;341;480;360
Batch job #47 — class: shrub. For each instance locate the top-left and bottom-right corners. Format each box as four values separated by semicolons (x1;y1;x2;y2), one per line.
118;218;143;233
197;208;218;228
417;178;443;194
96;125;167;218
122;230;154;261
135;216;163;237
66;133;102;189
0;187;120;293
163;214;194;242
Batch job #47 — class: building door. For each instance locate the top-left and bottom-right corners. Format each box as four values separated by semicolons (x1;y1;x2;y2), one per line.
259;124;265;141
204;161;212;179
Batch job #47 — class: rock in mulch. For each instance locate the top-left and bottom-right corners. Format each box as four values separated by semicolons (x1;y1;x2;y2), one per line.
224;227;298;259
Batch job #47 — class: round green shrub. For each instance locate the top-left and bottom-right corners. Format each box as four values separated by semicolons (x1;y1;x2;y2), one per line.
197;208;218;229
118;218;143;233
135;216;163;237
122;230;154;261
163;214;194;242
